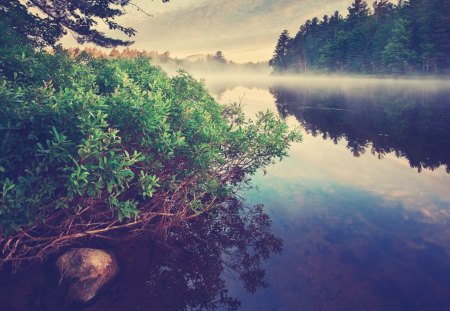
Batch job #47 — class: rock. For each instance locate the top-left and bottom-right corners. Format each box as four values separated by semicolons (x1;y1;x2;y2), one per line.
56;248;118;302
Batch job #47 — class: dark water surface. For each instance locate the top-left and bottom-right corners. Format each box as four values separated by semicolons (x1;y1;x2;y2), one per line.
1;77;450;310
216;77;450;311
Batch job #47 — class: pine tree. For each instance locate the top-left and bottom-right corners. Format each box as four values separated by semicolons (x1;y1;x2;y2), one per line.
214;51;226;63
269;30;291;72
347;0;371;22
382;18;416;73
373;0;394;20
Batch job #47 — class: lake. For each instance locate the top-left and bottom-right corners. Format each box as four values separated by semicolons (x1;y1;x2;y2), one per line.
1;76;449;311
211;76;450;311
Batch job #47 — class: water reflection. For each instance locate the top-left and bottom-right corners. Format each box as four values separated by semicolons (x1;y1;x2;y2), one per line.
238;181;450;311
270;85;450;173
0;198;281;311
213;80;450;310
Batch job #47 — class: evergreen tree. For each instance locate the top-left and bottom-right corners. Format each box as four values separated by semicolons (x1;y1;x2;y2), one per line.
347;0;371;23
373;0;395;20
409;0;450;71
214;51;226;63
382;18;416;73
269;30;291;72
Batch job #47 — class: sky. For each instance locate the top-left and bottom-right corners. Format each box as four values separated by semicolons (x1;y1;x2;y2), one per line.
62;0;355;63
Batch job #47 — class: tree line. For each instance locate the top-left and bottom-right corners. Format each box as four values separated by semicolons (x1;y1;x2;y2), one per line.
67;47;230;64
65;47;269;75
270;0;450;74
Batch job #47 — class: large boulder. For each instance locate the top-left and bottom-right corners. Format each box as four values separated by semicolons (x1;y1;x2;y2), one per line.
56;248;118;302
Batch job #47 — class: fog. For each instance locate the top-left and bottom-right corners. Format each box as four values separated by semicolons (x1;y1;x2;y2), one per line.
153;60;450;96
186;73;450;97
74;0;352;63
205;74;450;94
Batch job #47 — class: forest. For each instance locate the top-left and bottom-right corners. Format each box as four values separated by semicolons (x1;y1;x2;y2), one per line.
270;0;450;74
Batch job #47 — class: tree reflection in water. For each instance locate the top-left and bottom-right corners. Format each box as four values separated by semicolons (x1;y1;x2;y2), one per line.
270;85;450;173
0;198;282;311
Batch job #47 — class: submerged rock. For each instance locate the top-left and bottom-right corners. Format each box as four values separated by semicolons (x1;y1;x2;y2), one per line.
56;248;118;302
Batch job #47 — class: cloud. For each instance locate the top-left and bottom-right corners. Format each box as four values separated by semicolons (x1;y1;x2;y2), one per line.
117;0;352;62
63;0;394;62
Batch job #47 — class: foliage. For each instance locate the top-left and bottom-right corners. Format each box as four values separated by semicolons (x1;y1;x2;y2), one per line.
214;51;226;63
270;0;450;74
382;18;416;73
0;0;169;47
269;30;291;72
0;38;300;265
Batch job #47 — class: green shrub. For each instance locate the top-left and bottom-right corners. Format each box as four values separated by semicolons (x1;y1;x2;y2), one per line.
0;42;300;260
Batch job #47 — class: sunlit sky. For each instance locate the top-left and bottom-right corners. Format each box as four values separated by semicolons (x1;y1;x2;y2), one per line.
62;0;356;63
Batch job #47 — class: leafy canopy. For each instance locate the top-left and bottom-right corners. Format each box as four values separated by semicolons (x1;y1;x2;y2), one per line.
0;0;169;47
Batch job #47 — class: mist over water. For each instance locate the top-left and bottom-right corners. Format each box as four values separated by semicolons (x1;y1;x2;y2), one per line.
169;66;450;175
204;73;450;94
154;58;450;96
158;63;450;96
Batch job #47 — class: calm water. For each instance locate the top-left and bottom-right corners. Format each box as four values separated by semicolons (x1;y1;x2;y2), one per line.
214;77;450;311
1;76;450;311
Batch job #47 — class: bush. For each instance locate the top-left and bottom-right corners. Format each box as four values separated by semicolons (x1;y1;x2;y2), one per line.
0;43;300;265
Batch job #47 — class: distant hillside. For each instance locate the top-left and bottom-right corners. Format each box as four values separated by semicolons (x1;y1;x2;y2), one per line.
66;47;270;76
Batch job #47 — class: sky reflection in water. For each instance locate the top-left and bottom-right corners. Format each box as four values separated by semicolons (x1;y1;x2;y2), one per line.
215;79;450;311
